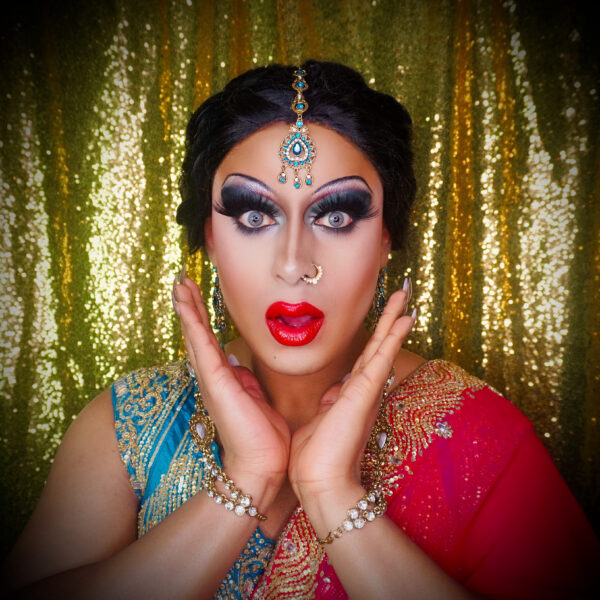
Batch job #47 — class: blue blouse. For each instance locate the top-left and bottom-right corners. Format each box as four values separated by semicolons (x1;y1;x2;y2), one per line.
112;361;275;599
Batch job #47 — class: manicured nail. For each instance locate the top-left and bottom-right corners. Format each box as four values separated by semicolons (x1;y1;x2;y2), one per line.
410;307;418;322
402;276;412;310
171;287;177;309
341;372;351;383
179;263;186;284
227;353;240;367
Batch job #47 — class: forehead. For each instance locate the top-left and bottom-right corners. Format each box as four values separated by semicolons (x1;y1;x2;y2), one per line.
212;122;382;196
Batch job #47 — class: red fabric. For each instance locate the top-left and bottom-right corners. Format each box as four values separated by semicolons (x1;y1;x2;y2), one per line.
385;387;599;599
253;370;599;599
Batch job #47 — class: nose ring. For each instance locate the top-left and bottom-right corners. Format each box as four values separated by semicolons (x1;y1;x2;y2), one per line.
301;264;323;285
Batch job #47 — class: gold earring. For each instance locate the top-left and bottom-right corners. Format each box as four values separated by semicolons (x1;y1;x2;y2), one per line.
212;266;226;333
368;268;387;330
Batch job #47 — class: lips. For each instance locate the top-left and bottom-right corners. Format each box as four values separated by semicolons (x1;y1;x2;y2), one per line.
265;302;324;346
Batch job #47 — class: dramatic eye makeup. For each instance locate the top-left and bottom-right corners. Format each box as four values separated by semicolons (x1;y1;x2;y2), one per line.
308;188;377;232
214;185;280;234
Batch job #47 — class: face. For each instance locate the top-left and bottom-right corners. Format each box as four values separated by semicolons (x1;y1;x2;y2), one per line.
205;122;391;376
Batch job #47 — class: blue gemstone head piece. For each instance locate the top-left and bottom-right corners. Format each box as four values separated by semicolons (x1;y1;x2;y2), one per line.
278;67;316;189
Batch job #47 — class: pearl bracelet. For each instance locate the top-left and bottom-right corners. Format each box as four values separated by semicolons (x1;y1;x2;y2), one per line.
189;389;267;521
317;488;387;544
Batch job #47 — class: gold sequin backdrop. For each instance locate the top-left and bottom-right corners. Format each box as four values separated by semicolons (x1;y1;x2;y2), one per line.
0;0;598;553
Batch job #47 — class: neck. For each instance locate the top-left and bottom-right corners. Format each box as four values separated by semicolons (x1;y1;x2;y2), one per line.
226;329;369;432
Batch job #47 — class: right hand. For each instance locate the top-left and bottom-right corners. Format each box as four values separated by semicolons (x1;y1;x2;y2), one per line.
173;271;290;506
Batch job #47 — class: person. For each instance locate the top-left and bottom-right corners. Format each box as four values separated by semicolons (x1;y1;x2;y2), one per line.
3;60;598;599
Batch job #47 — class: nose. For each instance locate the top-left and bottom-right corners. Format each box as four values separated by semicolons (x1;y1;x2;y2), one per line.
273;217;314;286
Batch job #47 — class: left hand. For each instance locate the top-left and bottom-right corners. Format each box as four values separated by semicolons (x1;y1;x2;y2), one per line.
288;288;416;509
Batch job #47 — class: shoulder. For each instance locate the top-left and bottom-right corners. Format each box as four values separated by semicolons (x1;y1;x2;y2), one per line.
389;358;532;448
112;361;193;406
378;358;536;511
5;387;138;587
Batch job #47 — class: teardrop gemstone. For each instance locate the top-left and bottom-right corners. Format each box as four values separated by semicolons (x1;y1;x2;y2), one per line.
292;142;302;155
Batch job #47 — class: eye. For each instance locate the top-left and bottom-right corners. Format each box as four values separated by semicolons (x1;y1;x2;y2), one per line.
238;210;276;229
315;210;353;229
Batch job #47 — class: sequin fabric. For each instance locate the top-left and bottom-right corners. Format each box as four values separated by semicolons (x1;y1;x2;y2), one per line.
112;362;275;599
2;0;598;551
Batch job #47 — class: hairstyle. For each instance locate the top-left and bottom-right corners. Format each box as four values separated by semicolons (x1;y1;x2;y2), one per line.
177;60;416;252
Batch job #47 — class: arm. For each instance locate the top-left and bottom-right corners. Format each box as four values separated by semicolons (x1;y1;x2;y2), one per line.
305;486;475;600
4;272;290;599
3;389;278;600
289;289;476;599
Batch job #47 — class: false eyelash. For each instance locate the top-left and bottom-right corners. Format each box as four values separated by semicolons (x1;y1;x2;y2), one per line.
214;187;280;219
309;189;377;223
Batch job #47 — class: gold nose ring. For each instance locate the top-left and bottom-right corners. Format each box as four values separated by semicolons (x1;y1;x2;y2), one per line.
301;264;323;285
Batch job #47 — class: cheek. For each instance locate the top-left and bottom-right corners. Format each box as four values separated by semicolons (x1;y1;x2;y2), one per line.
318;232;383;317
210;221;269;319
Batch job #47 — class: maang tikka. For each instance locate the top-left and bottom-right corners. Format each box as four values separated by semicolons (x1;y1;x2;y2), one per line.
278;67;316;189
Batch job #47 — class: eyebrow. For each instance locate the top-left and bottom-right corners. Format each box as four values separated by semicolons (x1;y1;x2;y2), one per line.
313;176;372;195
221;173;274;195
221;173;372;197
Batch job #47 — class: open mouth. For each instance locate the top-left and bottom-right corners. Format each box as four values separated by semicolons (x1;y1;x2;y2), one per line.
265;302;324;346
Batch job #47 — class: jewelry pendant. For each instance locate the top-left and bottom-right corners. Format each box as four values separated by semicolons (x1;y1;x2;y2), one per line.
278;67;316;188
189;391;215;453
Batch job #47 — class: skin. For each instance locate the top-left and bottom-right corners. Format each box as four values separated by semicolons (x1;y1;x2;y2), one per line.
3;123;473;599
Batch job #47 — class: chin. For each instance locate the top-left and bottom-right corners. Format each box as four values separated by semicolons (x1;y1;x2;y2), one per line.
256;324;362;377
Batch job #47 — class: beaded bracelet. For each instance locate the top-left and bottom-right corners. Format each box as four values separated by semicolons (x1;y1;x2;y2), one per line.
317;369;395;544
317;488;387;544
189;389;267;521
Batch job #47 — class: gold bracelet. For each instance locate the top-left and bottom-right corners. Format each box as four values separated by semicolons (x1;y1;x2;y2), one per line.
317;368;395;544
317;488;387;544
189;388;267;521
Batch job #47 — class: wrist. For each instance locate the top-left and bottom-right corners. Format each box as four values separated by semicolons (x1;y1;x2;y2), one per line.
300;482;367;540
222;460;285;513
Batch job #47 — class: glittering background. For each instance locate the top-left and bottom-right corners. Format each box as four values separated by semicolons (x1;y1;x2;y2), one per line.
1;0;598;554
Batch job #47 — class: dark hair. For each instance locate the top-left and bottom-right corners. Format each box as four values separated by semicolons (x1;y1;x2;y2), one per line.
177;60;416;252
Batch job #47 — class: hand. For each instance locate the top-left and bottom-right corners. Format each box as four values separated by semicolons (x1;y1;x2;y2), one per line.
288;288;415;508
173;271;290;506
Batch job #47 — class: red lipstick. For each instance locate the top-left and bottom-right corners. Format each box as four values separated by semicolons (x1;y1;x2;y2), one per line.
265;302;324;346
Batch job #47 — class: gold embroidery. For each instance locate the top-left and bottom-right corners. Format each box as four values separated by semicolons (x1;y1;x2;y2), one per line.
113;360;275;599
114;362;191;499
364;359;486;492
114;359;488;598
252;507;325;600
253;360;488;598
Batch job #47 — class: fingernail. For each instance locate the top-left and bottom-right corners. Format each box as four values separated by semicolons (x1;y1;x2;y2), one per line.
227;353;240;367
171;287;177;309
179;263;186;284
403;276;412;309
341;372;351;383
410;307;418;322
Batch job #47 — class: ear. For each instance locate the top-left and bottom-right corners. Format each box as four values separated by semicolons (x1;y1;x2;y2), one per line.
204;217;215;263
379;223;392;269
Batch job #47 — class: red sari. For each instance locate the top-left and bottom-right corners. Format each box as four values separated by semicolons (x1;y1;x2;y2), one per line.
251;360;599;599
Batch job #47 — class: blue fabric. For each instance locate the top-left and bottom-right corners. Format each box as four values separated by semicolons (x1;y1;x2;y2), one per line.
112;362;274;599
